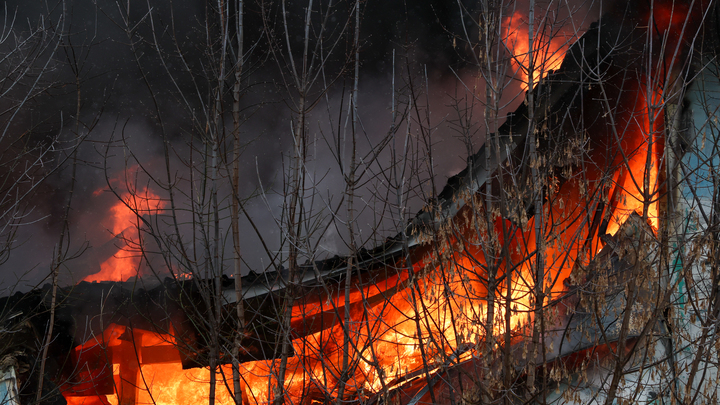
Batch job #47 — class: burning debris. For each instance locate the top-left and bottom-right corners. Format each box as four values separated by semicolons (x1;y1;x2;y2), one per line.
1;0;719;404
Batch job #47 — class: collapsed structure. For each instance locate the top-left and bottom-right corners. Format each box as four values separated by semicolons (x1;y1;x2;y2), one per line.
2;1;720;404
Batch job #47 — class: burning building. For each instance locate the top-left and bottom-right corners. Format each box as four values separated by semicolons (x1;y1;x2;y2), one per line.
2;0;720;404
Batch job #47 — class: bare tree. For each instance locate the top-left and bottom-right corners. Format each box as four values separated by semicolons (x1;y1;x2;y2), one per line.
0;2;107;404
8;1;720;405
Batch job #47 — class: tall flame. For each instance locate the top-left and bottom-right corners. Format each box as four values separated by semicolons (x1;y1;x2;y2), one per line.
82;186;166;283
504;11;569;91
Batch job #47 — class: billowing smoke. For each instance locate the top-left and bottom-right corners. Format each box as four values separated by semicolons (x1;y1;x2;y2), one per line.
0;0;599;291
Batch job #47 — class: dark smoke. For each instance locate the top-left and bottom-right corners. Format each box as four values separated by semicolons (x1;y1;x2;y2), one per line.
0;0;598;291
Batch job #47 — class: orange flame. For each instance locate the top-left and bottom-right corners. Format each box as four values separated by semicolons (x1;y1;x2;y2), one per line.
604;91;663;236
62;324;239;405
64;118;664;403
134;364;236;405
82;186;166;283
503;11;569;91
